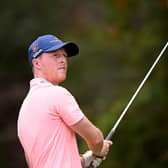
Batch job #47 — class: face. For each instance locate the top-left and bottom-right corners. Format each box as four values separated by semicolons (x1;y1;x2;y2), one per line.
32;48;68;85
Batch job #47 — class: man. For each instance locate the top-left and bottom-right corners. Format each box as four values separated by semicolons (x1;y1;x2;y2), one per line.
17;34;112;168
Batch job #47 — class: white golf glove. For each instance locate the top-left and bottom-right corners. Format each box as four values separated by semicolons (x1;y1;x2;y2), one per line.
89;157;104;168
82;150;105;168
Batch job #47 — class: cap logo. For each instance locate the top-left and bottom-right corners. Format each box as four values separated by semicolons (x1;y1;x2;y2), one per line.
49;36;60;43
32;46;39;52
53;36;59;40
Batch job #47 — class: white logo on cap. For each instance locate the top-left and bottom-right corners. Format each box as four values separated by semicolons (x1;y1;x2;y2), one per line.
50;36;60;43
33;49;43;58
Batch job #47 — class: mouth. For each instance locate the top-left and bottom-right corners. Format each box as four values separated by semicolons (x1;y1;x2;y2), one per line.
58;67;66;71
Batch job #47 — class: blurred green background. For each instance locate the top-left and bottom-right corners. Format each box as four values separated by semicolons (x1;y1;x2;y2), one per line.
0;0;167;167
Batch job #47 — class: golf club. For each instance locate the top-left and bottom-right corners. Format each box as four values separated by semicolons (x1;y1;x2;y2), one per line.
106;41;168;140
87;41;168;168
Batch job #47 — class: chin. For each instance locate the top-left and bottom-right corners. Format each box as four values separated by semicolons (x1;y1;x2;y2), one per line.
53;76;66;85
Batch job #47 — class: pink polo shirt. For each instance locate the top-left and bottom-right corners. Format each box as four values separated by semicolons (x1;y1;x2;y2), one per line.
17;78;84;168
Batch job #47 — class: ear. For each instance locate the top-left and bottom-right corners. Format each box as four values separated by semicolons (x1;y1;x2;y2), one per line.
32;58;41;70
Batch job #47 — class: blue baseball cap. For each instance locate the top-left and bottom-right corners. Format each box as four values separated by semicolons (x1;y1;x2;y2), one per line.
28;34;79;65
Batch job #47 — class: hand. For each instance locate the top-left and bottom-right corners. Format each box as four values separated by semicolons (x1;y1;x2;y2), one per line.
91;157;106;168
82;150;104;168
97;140;112;157
83;140;112;168
82;150;94;167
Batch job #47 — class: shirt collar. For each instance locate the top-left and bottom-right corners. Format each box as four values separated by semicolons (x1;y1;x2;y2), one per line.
30;78;53;88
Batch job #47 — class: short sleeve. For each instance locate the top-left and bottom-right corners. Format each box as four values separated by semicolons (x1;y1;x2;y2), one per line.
54;87;84;126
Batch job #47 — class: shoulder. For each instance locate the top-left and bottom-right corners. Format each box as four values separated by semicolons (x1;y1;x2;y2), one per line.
47;85;73;99
53;85;71;95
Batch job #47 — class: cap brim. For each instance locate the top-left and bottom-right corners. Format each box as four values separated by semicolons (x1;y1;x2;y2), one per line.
45;42;79;57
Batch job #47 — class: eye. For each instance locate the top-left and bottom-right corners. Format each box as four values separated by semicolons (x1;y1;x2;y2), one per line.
53;53;67;58
53;54;61;58
63;53;68;57
53;54;59;57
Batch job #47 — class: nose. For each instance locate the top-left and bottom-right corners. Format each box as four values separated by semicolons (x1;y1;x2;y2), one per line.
61;54;67;60
58;54;67;64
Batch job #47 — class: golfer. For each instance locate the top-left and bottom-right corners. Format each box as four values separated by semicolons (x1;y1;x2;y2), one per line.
17;34;112;168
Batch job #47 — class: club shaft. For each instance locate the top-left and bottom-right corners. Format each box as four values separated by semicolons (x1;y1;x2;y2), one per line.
106;41;168;140
87;42;168;168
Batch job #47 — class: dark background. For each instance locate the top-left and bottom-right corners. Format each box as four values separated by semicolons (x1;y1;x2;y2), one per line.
0;0;168;167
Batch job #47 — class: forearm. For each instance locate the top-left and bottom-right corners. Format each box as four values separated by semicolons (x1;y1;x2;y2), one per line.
72;117;104;155
87;130;103;156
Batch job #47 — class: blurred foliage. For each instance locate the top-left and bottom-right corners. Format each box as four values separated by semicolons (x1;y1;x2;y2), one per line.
0;0;167;167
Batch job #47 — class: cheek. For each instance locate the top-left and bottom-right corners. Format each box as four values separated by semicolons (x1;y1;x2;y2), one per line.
43;59;55;69
40;61;54;75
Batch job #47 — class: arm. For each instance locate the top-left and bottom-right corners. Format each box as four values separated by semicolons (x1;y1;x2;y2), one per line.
71;116;112;157
71;116;104;156
71;117;112;167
